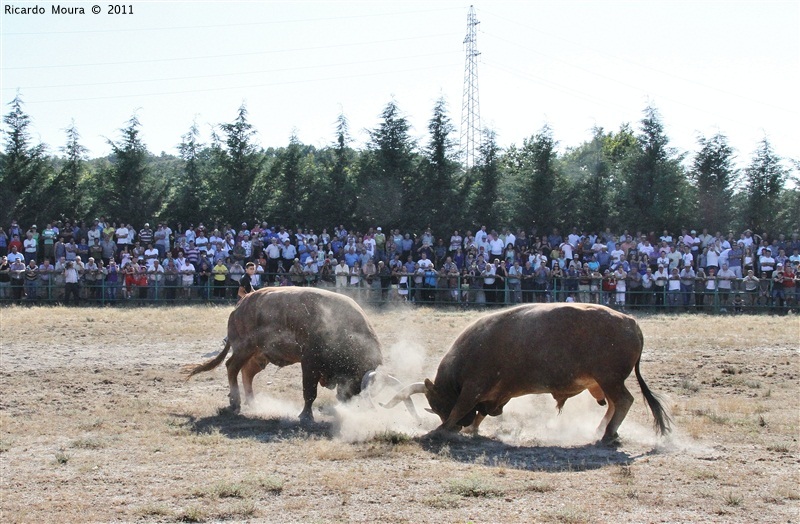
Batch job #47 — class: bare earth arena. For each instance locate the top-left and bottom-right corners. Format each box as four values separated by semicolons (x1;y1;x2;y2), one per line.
1;305;797;523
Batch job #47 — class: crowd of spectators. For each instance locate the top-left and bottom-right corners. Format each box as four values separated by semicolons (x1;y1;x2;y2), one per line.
1;217;798;313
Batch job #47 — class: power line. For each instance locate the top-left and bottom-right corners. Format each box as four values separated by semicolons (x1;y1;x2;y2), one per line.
20;62;461;104
1;32;461;71
2;51;459;91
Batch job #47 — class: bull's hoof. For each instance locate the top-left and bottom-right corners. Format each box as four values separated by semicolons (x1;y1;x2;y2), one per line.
298;410;315;424
599;433;621;447
597;399;607;406
219;405;241;416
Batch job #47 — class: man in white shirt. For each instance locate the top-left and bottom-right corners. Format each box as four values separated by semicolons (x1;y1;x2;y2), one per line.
143;244;159;269
716;262;737;308
637;239;655;259
610;243;625;268
115;225;130;247
417;252;434;270
567;228;581;248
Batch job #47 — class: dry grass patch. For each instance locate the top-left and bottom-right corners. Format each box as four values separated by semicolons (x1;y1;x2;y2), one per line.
447;473;504;498
2;306;798;524
69;437;104;449
307;438;356;461
541;506;591;524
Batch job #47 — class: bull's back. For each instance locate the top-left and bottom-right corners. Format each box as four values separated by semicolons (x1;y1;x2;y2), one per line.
441;303;642;393
229;287;382;369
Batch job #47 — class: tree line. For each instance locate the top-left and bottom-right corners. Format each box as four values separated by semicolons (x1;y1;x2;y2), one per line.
1;93;797;237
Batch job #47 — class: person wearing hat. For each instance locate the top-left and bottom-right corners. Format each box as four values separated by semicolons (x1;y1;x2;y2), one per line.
288;258;304;286
303;257;318;286
280;239;297;271
83;256;101;301
139;223;154;247
23;230;38;265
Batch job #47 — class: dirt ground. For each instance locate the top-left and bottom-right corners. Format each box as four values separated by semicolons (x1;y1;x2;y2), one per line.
1;304;798;523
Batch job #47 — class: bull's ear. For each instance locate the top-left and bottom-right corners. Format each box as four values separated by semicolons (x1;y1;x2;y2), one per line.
424;378;434;391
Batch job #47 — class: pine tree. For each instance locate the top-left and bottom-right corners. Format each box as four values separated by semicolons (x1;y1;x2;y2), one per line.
419;96;460;234
467;128;502;227
47;120;88;220
506;124;560;231
623;106;689;231
1;93;50;225
357;100;418;228
691;133;737;232
744;138;788;233
217;103;264;223
171;121;204;224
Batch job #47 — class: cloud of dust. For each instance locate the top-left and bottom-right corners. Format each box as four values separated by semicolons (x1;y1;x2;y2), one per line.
248;393;304;419
333;387;439;442
385;341;429;382
327;338;440;442
479;391;670;448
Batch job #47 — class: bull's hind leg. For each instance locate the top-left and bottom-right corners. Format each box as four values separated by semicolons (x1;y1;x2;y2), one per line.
597;381;634;445
224;348;253;413
241;353;269;406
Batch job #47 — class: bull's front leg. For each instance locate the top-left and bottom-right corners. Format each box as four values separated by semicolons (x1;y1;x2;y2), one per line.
437;393;480;433
299;361;321;423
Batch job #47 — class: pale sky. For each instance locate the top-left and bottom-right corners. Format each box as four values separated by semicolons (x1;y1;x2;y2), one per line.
2;0;798;170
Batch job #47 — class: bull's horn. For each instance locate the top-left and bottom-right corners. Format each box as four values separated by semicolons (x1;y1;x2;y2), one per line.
382;374;403;388
380;382;426;409
361;371;378;393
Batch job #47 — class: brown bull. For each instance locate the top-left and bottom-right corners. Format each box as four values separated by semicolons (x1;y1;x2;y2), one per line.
187;287;384;421
384;303;671;444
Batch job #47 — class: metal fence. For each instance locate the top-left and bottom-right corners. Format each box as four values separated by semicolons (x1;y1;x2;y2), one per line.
1;272;796;314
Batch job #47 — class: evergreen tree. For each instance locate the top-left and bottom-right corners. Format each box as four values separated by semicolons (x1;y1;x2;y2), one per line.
99;114;148;223
357;100;418;228
417;96;460;234
505;124;560;231
691;133;737;232
270;134;307;228
218;103;265;223
0;93;49;225
467;128;502;228
560;127;616;233
744;138;788;233
170;121;205;224
98;114;165;226
622;106;689;231
322;113;356;227
46;121;88;220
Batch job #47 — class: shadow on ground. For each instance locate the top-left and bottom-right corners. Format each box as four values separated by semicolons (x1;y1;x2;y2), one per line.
416;432;648;472
175;409;656;472
174;408;334;442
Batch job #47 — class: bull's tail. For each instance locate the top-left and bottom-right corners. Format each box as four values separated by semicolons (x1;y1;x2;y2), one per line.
634;357;672;436
185;339;232;380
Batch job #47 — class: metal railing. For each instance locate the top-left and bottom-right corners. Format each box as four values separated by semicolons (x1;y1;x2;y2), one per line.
1;271;796;314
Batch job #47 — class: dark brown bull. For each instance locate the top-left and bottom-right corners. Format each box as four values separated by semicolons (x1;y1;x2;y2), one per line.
187;287;385;421
384;303;671;444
